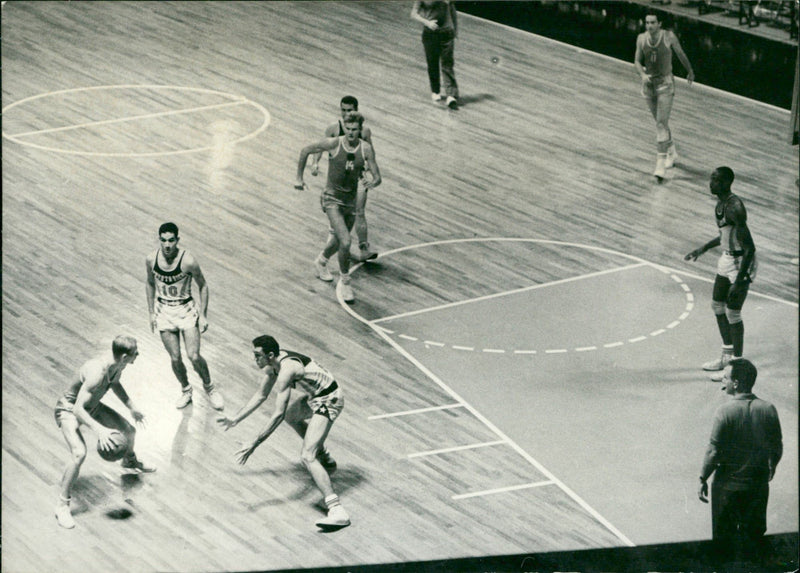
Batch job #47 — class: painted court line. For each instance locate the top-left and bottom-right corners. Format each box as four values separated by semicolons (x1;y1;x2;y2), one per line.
408;440;507;459
452;481;555;501
372;262;647;324
355;318;635;546
368;403;463;420
7;100;247;138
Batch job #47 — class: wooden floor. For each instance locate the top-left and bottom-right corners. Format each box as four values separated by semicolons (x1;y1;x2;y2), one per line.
2;2;798;572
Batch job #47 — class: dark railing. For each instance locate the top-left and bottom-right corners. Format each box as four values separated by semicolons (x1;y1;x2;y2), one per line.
459;1;796;109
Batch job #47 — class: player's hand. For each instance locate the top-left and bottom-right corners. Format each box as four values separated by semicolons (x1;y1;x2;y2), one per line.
310;163;319;177
697;479;709;503
641;73;652;84
149;313;157;333
294;180;308;191
198;315;209;334
425;20;439;31
131;409;147;428
216;416;237;431
728;281;746;301
235;443;257;465
684;248;702;262
97;428;117;452
687;71;695;86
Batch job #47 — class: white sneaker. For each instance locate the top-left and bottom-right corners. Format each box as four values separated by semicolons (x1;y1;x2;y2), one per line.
55;502;76;529
653;153;667;179
665;144;678;168
315;504;350;529
175;388;193;409
354;248;378;262
431;92;442;102
315;257;333;282
446;96;458;110
336;278;355;303
204;384;224;410
702;349;733;371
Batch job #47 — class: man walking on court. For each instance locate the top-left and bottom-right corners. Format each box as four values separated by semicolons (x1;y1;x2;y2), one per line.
146;222;224;409
296;112;382;303
309;95;379;263
634;11;694;180
217;335;350;530
411;0;460;109
698;358;782;562
685;167;757;381
54;335;155;529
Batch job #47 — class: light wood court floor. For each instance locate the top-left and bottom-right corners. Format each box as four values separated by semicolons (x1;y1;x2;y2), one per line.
2;2;798;572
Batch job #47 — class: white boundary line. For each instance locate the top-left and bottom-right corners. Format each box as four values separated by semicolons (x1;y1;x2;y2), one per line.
373;262;647;324
367;403;463;420
346;256;635;545
408;440;507;459
343;237;795;547
459;11;792;114
365;322;634;545
452;481;555;501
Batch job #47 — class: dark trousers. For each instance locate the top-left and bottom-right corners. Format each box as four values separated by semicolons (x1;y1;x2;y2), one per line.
422;28;458;98
711;481;769;560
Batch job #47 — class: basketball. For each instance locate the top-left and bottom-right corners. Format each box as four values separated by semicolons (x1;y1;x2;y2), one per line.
97;431;129;462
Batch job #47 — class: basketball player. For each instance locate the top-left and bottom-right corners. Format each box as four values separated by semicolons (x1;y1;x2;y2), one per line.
295;112;382;303
146;222;224;410
217;335;350;530
54;335;154;529
685;167;757;381
634;12;694;180
308;95;379;264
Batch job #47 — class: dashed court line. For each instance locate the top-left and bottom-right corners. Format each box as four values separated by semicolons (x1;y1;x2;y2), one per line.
375;264;695;355
345;237;713;548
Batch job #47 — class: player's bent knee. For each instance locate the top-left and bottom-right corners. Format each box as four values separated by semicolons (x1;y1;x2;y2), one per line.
725;308;742;324
71;447;87;465
300;448;318;466
711;300;727;315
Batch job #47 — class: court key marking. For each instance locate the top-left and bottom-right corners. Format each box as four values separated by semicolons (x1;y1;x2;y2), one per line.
374;262;694;355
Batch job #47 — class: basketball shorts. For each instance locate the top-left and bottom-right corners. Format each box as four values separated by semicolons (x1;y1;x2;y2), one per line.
641;75;674;98
307;384;344;422
320;190;357;214
155;299;199;332
716;252;758;284
54;398;100;428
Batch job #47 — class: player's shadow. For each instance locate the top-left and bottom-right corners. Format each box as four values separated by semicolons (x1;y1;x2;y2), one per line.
70;473;130;517
457;93;496;107
169;408;193;469
242;465;366;511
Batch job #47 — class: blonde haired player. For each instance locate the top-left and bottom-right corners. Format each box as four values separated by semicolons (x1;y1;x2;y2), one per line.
54;336;154;528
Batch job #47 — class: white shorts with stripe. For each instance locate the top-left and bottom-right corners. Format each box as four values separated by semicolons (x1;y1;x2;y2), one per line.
155;299;199;332
716;252;757;283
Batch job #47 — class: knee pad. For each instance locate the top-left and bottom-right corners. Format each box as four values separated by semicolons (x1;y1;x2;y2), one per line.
711;300;727;315
725;308;742;324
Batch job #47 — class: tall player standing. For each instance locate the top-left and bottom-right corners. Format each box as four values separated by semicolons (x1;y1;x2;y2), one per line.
146;222;224;410
634;11;694;180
